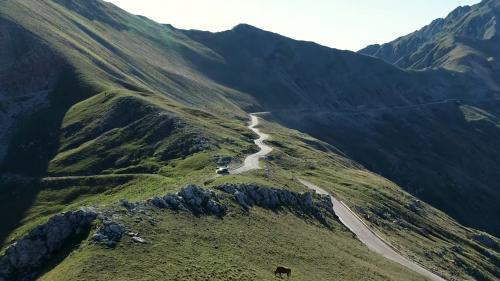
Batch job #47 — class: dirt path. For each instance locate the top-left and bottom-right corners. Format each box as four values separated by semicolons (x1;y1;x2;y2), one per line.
230;113;272;174
298;179;446;281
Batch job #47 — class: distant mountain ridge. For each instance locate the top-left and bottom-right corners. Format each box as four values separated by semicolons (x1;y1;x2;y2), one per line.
360;0;500;90
181;23;494;110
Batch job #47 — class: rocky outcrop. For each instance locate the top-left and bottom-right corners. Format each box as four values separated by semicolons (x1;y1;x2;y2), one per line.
147;184;227;217
0;184;335;281
217;183;334;227
127;184;334;224
118;185;227;218
158;134;211;161
92;219;125;248
0;208;98;281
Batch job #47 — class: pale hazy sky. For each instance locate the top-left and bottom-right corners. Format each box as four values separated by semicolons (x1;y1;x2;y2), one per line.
106;0;480;51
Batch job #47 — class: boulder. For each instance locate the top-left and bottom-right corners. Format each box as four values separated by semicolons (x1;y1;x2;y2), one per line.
213;155;233;166
408;200;423;213
299;192;314;210
93;219;125;248
206;199;227;217
234;191;248;208
177;185;225;216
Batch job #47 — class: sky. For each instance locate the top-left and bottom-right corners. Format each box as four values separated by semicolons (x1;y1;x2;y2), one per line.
106;0;480;51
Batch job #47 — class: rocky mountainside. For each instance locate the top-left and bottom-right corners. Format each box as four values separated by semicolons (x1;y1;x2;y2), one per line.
360;0;500;90
0;0;499;280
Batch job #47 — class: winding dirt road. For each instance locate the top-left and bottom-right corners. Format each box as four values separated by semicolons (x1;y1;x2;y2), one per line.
299;179;446;281
231;113;445;280
230;113;273;174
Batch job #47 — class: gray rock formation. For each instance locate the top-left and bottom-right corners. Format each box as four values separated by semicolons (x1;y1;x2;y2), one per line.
217;183;334;227
131;236;146;244
92;219;125;248
147;184;226;217
119;199;137;210
0;208;98;281
159;134;211;161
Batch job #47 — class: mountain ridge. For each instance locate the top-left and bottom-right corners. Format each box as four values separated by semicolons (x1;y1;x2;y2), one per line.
360;0;500;90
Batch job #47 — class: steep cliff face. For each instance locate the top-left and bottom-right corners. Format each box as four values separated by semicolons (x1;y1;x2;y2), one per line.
0;19;65;163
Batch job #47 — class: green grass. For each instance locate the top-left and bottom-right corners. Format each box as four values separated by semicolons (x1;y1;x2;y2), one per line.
247;118;500;281
4;110;498;279
40;207;429;281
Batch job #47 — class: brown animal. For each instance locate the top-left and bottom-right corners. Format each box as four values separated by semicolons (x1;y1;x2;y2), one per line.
274;266;291;278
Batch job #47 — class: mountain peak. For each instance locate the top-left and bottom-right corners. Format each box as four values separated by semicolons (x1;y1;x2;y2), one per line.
231;23;262;33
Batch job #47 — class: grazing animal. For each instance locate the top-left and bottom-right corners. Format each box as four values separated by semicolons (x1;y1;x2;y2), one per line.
274;266;291;278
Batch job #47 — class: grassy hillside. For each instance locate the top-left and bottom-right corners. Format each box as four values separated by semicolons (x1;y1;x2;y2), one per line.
4;117;498;280
242;118;500;281
180;23;500;236
39;209;430;281
0;0;499;280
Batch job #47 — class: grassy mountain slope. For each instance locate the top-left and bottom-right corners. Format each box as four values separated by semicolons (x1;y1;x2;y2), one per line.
4;116;499;281
250;119;500;280
0;0;256;252
39;206;429;281
175;17;500;236
0;0;498;280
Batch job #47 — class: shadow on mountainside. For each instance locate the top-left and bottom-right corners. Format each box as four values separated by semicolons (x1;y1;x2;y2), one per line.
0;68;96;248
272;101;500;237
